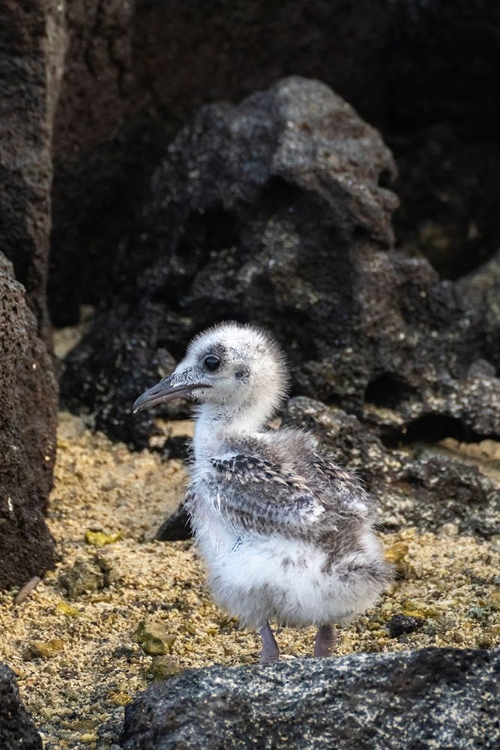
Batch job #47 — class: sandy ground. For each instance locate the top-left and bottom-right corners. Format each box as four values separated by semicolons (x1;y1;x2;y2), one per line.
0;413;499;749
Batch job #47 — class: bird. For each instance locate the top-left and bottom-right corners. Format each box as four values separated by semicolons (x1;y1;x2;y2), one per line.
133;322;393;663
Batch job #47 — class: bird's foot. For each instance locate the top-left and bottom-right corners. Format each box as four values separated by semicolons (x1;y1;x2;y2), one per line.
259;621;280;664
314;624;337;657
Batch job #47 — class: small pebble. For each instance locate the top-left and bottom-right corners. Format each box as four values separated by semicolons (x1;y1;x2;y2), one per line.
14;576;42;605
56;602;81;618
149;655;183;680
59;558;105;598
85;530;122;548
80;733;97;743
386;614;425;638
28;639;66;660
134;620;176;655
108;691;132;706
385;543;410;576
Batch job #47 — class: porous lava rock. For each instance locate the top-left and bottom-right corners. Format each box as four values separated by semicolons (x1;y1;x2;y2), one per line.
60;76;397;445
61;76;500;454
48;0;392;328
284;397;500;537
120;647;500;750
0;663;42;750
47;2;500;327
158;391;500;542
0;256;57;590
0;0;66;338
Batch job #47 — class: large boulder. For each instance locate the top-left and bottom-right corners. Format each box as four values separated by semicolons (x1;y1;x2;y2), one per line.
60;76;397;445
46;1;500;328
0;256;57;590
61;76;500;454
284;397;500;537
0;663;42;750
120;647;500;749
47;0;392;328
0;0;66;339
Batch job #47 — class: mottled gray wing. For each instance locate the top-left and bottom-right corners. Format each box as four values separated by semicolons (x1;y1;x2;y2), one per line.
312;452;369;498
312;451;374;517
209;454;337;537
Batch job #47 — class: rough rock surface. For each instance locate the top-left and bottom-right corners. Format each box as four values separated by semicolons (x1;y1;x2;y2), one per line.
284;397;500;537
48;0;160;327
457;250;500;377
61;76;500;453
0;663;42;750
48;0;393;327
0;0;66;338
60;75;398;445
120;647;500;749
0;256;57;589
43;1;500;328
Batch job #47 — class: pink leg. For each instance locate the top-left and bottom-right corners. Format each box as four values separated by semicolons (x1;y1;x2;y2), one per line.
314;624;337;657
259;621;280;663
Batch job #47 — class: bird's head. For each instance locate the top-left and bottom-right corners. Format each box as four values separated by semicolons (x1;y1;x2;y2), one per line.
133;322;289;427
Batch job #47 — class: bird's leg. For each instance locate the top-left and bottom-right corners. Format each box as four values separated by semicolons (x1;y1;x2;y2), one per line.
314;624;337;657
259;621;280;663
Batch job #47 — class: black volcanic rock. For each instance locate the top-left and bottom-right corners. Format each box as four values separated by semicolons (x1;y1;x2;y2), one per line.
60;76;397;445
46;1;500;325
0;0;65;338
61;76;500;454
48;0;393;328
120;648;500;750
0;256;57;589
0;663;42;750
284;397;500;537
386;614;425;639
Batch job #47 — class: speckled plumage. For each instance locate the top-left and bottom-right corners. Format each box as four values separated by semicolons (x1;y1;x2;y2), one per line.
134;322;393;658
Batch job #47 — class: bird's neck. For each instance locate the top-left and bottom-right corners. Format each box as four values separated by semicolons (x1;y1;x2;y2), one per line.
193;400;270;460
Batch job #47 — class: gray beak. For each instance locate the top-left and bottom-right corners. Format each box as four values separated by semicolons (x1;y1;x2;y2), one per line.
133;374;210;413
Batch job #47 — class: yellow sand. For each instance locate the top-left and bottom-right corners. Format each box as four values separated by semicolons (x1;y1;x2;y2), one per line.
0;413;498;749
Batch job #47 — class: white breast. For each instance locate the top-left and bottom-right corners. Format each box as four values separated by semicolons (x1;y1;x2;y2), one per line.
188;485;385;630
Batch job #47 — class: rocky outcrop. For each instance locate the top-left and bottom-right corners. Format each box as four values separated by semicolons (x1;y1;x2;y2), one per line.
48;0;155;327
47;0;394;327
284;397;500;537
0;0;66;338
60;76;398;445
0;664;42;750
45;1;500;328
120;647;500;749
60;76;500;456
0;256;57;589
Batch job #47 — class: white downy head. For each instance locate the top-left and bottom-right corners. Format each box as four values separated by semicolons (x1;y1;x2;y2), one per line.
134;322;289;452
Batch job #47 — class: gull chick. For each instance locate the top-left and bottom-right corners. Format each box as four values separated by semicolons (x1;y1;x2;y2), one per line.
134;322;393;663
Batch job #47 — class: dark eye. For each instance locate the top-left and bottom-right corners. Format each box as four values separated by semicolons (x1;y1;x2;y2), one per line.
203;354;221;372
